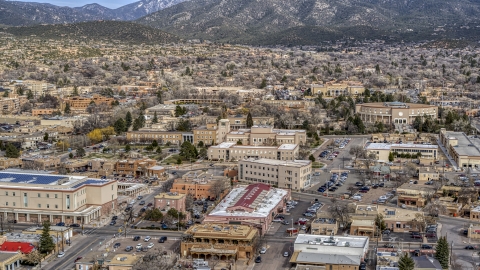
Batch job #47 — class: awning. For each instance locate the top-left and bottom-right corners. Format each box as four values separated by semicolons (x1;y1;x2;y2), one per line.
358;227;374;231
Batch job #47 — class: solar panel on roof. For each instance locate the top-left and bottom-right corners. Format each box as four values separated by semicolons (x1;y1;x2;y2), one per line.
0;172;64;185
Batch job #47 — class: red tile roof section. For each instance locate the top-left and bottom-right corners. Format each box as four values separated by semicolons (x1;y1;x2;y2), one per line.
0;242;35;254
233;183;271;209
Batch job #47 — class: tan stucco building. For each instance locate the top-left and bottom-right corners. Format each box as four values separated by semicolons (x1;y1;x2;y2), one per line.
0;171;117;225
181;223;258;261
311;82;365;96
208;142;299;161
439;128;480;169
355;102;438;125
238;158;312;190
365;143;438;162
225;125;306;146
126;130;193;145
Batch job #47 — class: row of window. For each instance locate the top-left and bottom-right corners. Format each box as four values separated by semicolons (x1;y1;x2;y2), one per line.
244;171;279;178
131;134;180;138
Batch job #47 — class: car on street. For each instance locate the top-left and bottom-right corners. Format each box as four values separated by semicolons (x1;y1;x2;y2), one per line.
283;252;289;257
260;247;267;254
421;244;433;249
255;256;262;263
70;223;80;227
74;257;83;262
159;236;167;243
411;233;422;239
383;244;394;248
139;201;145;205
466;245;477;250
113;243;121;248
58;252;66;258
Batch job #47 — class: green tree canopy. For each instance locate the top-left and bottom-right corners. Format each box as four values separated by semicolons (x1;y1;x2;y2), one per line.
152;111;158;124
39;221;55;254
114;118;126;134
180;141;198;160
398;252;415;270
246;112;254;128
125;111;133;130
64;103;71;114
5;143;20;158
435;236;449;269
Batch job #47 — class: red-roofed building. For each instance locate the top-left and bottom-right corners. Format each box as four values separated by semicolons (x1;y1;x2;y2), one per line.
205;183;290;235
0;242;35;254
227;183;271;212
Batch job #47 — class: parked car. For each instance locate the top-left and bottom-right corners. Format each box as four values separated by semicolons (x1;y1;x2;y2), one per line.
70;223;80;227
260;247;267;254
411;233;422;239
147;243;154;249
465;245;477;250
125;246;133;252
113;243;121;248
159;236;167;243
58;252;66;258
144;236;151;242
255;256;262;263
133;236;141;241
383;244;394;248
421;244;433;249
283;252;289;257
74;257;83;262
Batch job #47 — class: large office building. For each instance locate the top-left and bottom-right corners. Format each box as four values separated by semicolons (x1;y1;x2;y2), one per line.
365;142;438;162
289;234;369;269
311;82;365;97
204;183;290;234
208;142;299;161
224;125;306;146
355;102;438;125
238;158;312;191
439;128;480;168
0;171;117;225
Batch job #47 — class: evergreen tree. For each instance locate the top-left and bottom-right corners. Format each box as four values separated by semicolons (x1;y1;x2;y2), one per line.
125;111;133;130
76;147;86;158
156;90;163;103
3;90;8;97
398;252;415;270
152;112;158;124
72;85;79;96
152;140;158;148
5;143;19;158
113;118;126;134
388;152;394;162
125;145;131;152
180;141;198;160
64;103;71;114
27;90;34;99
435;236;449;269
246;112;254;128
259;79;267;89
309;154;315;162
43;132;49;141
39;221;55;254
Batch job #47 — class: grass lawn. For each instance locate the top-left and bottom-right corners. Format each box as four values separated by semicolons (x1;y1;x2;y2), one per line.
312;162;324;169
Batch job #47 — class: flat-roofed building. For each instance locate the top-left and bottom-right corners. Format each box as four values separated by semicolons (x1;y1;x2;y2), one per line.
208;142;299;161
63;94;114;112
0;170;117;225
356;102;438;125
310;218;338;235
170;171;230;200
439;128;480;169
181;223;258;260
126;130;193;145
418;167;439;182
238;158;312;191
311;82;365;96
32;108;55;116
396;182;436;207
227;116;274;130
224;126;306;146
193;119;230;146
289;234;369;269
0;158;21;170
204;183;290;234
154;192;187;213
365;142;438;162
114;158;157;177
75;252;141;270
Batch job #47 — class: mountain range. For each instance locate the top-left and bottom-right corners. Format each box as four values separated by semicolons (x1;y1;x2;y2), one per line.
0;0;186;26
136;0;480;44
3;0;480;45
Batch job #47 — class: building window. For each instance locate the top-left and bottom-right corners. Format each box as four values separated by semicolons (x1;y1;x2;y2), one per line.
5;192;7;196
55;194;58;198
46;204;49;208
46;194;49;198
38;193;41;197
38;204;41;208
55;205;58;209
12;192;14;196
5;202;7;206
12;202;15;206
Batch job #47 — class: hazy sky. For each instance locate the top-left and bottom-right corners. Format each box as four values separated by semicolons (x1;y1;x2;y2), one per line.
15;0;137;8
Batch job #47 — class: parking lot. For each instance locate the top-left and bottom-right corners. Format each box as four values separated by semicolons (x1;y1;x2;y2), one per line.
100;234;179;254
